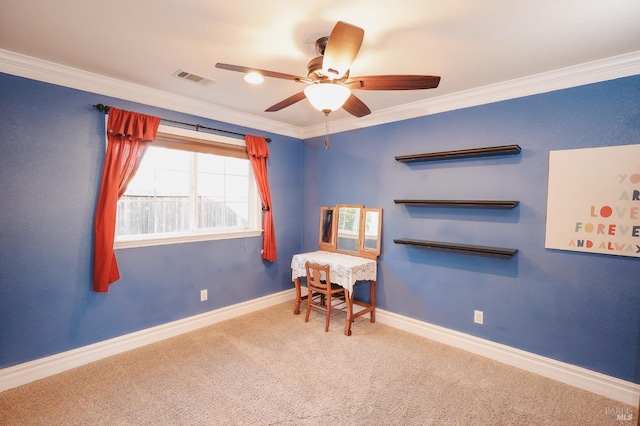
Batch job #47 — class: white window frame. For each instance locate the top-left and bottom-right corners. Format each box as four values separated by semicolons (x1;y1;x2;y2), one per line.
114;123;262;249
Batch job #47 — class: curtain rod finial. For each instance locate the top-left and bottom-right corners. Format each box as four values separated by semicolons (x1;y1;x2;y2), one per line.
94;104;109;113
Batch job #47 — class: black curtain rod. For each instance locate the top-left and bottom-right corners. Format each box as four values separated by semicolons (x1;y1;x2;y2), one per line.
93;104;271;142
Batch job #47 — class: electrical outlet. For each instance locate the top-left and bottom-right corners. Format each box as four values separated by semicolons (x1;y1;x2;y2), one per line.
200;289;208;302
474;310;484;325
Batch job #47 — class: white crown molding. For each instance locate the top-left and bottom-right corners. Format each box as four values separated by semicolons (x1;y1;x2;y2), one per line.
2;49;639;141
300;50;640;139
0;49;303;139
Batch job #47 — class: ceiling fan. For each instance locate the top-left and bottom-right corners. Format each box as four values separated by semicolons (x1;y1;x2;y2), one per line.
215;21;441;118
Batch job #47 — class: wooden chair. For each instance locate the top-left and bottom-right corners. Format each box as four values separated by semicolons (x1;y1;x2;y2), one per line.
304;262;347;332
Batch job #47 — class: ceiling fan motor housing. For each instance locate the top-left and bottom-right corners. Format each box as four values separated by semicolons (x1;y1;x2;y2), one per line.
306;56;324;79
307;56;350;81
308;36;351;80
315;36;329;55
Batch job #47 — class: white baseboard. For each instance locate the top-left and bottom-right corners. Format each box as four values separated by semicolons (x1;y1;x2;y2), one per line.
2;291;638;407
0;289;295;393
375;309;640;406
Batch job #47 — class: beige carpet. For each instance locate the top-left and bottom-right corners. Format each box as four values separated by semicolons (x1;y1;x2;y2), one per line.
0;302;635;425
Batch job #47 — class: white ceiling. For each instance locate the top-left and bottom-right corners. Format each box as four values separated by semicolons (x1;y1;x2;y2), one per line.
1;0;640;134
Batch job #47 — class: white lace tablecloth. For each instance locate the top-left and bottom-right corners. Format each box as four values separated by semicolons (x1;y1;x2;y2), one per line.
291;250;377;293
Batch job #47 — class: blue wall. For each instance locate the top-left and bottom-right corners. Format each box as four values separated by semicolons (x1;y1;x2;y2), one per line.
0;72;303;367
301;75;640;382
2;70;640;384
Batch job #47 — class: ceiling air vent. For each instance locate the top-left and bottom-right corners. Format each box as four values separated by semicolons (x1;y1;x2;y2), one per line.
173;69;214;86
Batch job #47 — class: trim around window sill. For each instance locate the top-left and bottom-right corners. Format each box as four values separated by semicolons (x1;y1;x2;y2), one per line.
115;230;262;250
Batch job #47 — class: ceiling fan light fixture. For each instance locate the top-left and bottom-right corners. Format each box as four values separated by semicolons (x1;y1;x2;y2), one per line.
243;72;264;84
304;83;351;115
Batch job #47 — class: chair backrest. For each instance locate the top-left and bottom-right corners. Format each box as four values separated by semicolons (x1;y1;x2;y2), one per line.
305;262;330;291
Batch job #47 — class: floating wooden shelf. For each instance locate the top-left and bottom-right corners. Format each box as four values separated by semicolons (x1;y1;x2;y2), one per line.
394;199;519;209
394;238;518;259
395;144;521;163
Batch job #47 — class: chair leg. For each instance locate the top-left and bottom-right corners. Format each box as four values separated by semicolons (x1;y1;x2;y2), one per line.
305;288;312;323
324;294;331;332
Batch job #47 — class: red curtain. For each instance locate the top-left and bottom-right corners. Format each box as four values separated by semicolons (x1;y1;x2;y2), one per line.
93;108;161;292
245;135;276;262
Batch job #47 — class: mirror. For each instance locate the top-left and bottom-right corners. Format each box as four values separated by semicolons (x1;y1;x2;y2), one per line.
336;205;362;253
318;204;382;259
363;208;382;253
318;206;335;251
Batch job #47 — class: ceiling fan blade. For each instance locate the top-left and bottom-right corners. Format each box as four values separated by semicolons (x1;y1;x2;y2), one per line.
345;75;441;90
265;92;307;112
216;63;307;82
342;93;371;117
322;21;364;80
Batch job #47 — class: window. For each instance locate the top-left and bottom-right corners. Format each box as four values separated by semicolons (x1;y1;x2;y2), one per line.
114;125;262;248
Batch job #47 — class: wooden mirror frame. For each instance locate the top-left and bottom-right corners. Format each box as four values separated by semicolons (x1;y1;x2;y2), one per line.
361;208;383;257
318;204;382;259
318;206;336;251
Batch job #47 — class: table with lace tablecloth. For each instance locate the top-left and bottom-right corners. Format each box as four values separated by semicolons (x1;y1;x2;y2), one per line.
291;250;377;336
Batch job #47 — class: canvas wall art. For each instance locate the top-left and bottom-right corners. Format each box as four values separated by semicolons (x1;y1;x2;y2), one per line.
545;144;640;258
